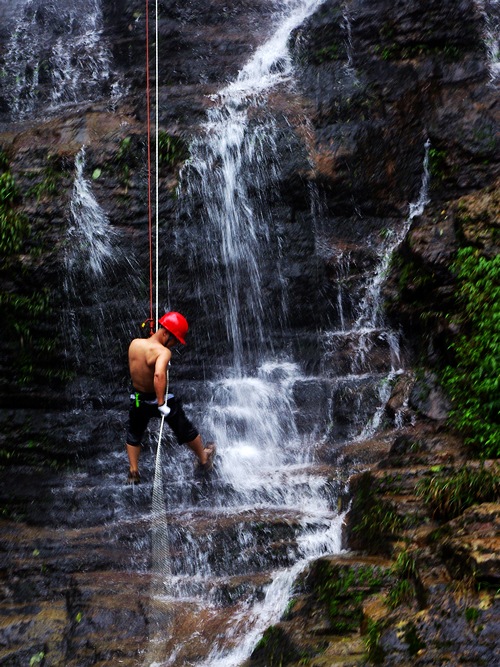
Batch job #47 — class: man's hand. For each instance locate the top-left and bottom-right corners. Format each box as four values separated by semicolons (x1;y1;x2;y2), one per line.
158;402;171;417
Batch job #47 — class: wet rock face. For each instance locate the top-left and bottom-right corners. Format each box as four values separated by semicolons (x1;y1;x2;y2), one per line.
0;0;498;399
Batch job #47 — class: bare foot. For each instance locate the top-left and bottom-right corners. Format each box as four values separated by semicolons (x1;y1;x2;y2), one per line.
199;443;216;471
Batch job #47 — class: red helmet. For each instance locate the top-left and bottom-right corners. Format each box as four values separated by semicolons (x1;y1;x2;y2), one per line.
158;311;188;345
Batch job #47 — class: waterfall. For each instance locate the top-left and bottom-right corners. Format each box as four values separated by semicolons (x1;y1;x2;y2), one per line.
146;2;351;666
180;0;328;371
2;0;122;120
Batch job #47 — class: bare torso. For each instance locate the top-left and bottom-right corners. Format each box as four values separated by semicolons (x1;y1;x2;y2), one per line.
128;337;171;396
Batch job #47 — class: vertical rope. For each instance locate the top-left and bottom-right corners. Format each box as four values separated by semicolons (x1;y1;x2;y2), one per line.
155;0;160;330
145;0;154;336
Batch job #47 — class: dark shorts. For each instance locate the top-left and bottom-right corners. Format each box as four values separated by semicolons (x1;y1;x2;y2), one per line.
126;392;199;447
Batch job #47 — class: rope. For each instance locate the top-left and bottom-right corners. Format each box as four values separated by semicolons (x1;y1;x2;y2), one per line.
155;0;160;331
145;0;154;336
145;0;161;335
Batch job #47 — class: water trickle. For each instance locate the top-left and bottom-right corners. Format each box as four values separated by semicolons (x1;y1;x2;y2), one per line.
66;147;116;278
2;0;122;120
476;0;500;83
321;140;431;440
63;147;118;369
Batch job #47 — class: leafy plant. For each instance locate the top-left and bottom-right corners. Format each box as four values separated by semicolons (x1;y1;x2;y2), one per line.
0;170;28;254
465;607;480;624
387;549;419;609
363;618;386;664
157;131;187;168
416;464;499;520
25;155;67;200
442;247;500;457
403;622;426;656
29;652;45;667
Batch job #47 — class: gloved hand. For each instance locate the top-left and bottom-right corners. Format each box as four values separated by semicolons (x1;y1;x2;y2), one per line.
158;401;171;417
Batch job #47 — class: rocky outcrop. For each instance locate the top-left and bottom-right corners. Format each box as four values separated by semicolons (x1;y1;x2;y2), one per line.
243;426;499;666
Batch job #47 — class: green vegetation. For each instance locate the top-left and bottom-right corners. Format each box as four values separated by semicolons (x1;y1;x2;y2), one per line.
29;652;45;667
0;150;69;388
403;622;426;656
26;155;67;200
465;607;481;624
387;548;419;609
313;42;345;63
112;135;133;191
374;40;461;62
442;248;500;458
0;162;29;254
428;147;448;183
363;618;386;664
350;473;407;551
0;287;71;386
416;464;499;520
157;131;188;168
313;561;388;634
251;625;304;666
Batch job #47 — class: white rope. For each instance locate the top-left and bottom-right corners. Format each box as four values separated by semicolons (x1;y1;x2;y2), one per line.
144;11;175;663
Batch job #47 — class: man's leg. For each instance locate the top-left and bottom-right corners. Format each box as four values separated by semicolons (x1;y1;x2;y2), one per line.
186;435;216;466
127;443;141;473
166;397;216;468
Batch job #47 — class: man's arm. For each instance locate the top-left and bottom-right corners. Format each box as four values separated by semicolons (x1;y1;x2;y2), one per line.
154;349;172;404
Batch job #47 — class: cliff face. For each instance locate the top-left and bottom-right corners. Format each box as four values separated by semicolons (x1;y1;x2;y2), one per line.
0;0;499;665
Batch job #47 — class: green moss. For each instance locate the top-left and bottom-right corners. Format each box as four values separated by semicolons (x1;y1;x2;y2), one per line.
374;41;462;62
465;607;481;624
313;42;343;63
25;155;68;200
313;561;389;634
350;473;407;551
428;147;448;183
386;549;420;609
251;625;303;666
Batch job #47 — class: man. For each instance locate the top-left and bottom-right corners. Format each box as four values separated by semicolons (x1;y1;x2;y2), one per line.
125;311;215;484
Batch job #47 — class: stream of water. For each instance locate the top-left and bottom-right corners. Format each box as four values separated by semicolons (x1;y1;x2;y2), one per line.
2;0;123;120
143;2;356;666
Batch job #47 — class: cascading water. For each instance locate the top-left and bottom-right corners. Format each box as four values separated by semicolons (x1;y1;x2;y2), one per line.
476;0;500;82
144;2;354;666
63;145;141;384
63;146;117;369
2;0;123;120
320;140;431;441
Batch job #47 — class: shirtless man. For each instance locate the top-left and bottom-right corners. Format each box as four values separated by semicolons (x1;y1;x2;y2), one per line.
125;311;215;484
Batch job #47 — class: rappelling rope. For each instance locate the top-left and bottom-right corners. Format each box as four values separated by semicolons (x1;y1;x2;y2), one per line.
145;0;161;336
155;0;160;331
145;0;154;336
144;5;175;654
